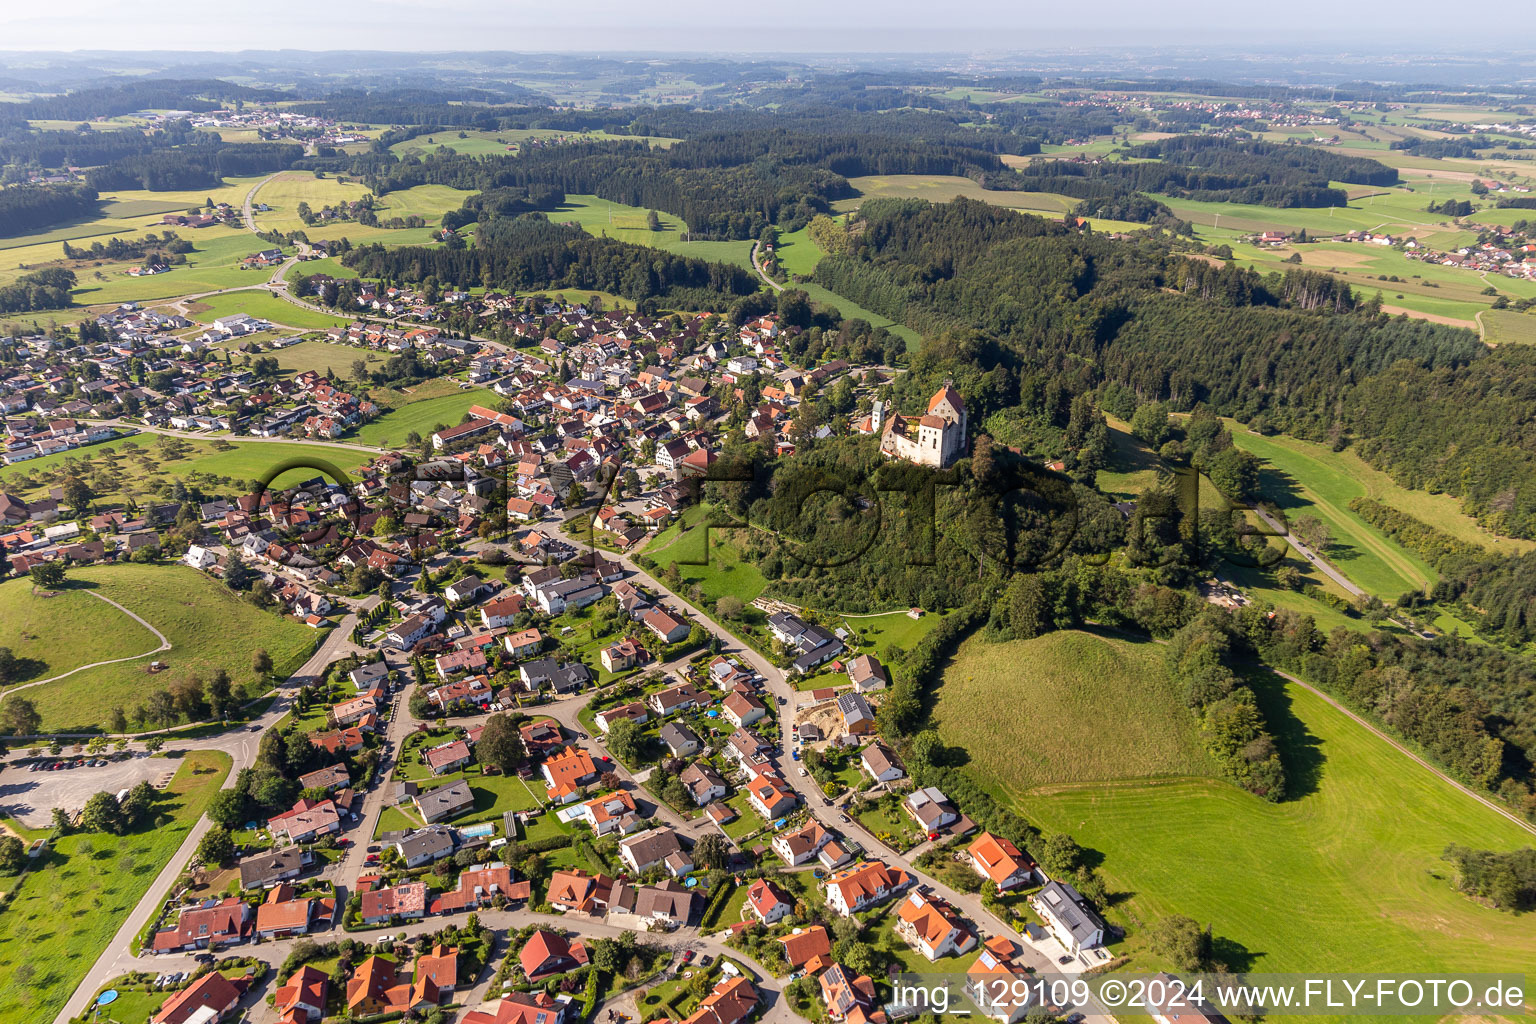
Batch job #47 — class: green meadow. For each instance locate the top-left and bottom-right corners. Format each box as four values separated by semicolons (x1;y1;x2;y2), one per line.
350;388;494;447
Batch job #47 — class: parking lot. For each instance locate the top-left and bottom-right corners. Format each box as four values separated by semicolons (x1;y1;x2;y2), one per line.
0;756;174;828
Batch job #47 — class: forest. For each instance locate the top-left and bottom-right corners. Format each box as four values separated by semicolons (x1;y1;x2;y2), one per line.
0;183;98;236
339;213;760;307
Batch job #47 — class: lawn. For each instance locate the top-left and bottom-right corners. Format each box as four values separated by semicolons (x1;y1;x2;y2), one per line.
10;564;320;733
932;632;1218;796
0;435;373;505
646;514;769;607
194;290;350;330
0;749;232;1023
1023;679;1536;996
350;388;493;447
0;579;162;687
837;609;944;657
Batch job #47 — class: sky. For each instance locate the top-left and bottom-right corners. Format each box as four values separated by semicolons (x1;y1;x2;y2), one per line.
0;0;1510;53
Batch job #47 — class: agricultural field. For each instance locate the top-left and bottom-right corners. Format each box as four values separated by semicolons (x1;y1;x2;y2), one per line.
829;175;1078;216
349;387;493;447
1226;423;1536;558
1480;307;1536;345
933;632;1218;794
1025;677;1536;990
0;176;263;253
213;338;371;379
1;226;275;308
192;290;349;330
388;127;678;158
0;750;232;1023
551;194;687;248
8;564;320;732
773;223;825;276
0;435;373;505
252;172;473;244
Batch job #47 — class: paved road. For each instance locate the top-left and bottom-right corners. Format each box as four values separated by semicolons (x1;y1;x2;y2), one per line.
1250;504;1363;598
241;172;284;233
0;589;171;704
51;612;365;1024
750;241;784;293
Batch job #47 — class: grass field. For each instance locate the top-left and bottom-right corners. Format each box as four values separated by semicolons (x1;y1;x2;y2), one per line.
0;176;263;255
830;175;1078;216
5;565;319;732
933;632;1218;794
350;388;493;447
1479;307;1536;345
797;283;921;350
0;435;374;505
552;195;688;248
0;581;161;688
388;128;677;158
1226;424;1536;558
774;223;827;277
646;515;769;607
216;338;373;379
0;749;232;1023
193;290;349;330
1021;674;1536;992
253;172;474;245
838;609;945;656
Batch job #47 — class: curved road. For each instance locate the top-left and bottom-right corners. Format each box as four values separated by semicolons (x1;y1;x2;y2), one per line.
0;590;171;705
750;240;784;293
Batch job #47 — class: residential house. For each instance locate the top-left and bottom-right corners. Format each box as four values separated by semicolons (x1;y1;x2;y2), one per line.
646;681;704;717
268;798;340;844
239;847;306;889
414;780;475;823
659;721;700;757
860;742;905;784
152;971;242;1024
618;827;692;876
576;792;642;837
595;701;649;733
545;869;615;915
1030;880;1106;956
254;884;320;939
274;965;328;1023
895;891;976;961
966;949;1034;1023
678;762;727;806
542;747;599;802
681;977;757;1024
346;955;437;1016
823;860;913;917
904;786;958;834
425;739;473;775
520;658;592;693
395;828;456;868
519;929;589;981
745;767;798;820
721;691;766;728
845;654;888;692
747;878;793;924
967;832;1035;892
767;612;843;674
837;692;876;736
819;964;878;1022
358;882;429;925
774;820;833;867
151;898;252;952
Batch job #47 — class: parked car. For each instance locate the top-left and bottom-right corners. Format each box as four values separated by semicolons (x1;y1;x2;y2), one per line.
1058;955;1074;965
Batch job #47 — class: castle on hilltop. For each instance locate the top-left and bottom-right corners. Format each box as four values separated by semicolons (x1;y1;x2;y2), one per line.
875;382;967;469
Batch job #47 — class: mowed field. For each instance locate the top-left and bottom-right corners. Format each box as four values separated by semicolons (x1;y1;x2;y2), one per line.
0;750;232;1023
350;387;493;447
388;127;678;158
0;436;374;505
0;582;161;686
1022;673;1536;989
830;175;1077;216
192;290;348;330
1480;307;1536;345
253;172;473;245
932;632;1218;793
8;564;319;733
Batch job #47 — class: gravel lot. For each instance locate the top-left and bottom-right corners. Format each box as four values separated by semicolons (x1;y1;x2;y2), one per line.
0;756;173;828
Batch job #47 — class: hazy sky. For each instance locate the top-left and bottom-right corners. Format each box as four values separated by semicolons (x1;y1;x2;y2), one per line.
0;0;1502;53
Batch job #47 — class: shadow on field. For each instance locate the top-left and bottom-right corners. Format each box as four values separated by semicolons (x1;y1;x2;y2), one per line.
1253;462;1306;513
1212;933;1262;973
1247;669;1326;800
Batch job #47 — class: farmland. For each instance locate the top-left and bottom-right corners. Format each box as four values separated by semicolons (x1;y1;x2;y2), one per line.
253;172;474;244
1480;307;1536;345
551;194;687;248
0;750;232;1024
1023;677;1536;990
388;127;678;158
1;564;318;733
932;632;1218;794
215;338;373;379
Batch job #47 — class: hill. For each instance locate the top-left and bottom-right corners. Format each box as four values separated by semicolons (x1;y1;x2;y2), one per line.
7;564;318;732
932;631;1218;794
936;632;1536;992
0;581;162;686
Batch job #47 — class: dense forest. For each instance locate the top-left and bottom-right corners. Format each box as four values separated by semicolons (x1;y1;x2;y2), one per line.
811;198;1536;541
340;213;760;307
0;183;98;237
